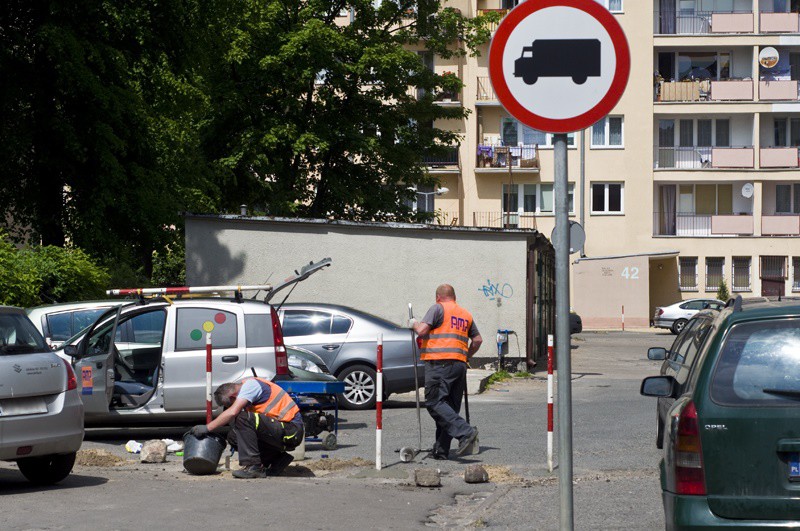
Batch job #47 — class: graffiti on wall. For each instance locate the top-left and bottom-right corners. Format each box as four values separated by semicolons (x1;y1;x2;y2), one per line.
479;279;514;301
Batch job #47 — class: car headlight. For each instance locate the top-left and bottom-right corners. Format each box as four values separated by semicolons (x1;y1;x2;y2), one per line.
288;354;323;373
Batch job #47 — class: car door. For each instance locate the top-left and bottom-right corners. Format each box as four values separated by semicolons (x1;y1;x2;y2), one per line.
679;300;705;318
280;309;345;368
163;305;246;411
71;309;122;414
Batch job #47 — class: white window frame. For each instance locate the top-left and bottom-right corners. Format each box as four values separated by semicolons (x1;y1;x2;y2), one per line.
705;257;725;293
590;182;625;215
502;183;575;216
591;116;624;149
793;257;800;292
596;0;623;13
679;257;698;291
732;256;751;292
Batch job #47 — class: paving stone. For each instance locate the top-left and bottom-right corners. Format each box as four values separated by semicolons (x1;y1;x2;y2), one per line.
415;468;441;487
141;440;167;464
464;464;489;484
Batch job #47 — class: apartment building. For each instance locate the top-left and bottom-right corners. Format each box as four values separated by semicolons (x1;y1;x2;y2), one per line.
418;0;800;327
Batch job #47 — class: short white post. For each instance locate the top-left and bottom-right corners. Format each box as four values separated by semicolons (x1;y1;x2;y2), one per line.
547;334;554;473
376;334;383;470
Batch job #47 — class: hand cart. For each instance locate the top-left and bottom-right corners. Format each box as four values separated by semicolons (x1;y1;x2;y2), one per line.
274;380;345;450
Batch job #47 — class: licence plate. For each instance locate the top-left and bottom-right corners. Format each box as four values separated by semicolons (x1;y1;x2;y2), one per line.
0;397;48;417
790;454;800;481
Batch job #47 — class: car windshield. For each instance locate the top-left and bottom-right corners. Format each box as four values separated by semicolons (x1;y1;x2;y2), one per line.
0;312;48;354
711;318;800;406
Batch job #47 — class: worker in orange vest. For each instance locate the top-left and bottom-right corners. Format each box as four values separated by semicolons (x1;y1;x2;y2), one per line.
410;284;483;460
191;377;304;478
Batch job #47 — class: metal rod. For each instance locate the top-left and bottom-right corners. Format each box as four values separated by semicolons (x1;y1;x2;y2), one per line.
579;129;586;257
554;133;574;530
547;334;554;473
376;334;383;470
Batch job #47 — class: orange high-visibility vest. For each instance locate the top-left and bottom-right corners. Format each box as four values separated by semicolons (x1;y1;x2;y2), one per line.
420;301;473;363
246;378;300;422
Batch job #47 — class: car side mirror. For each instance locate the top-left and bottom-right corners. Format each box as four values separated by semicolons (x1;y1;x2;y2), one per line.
647;347;667;361
640;376;676;398
63;344;78;357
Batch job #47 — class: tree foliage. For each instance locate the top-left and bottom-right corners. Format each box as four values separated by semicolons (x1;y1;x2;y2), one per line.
716;278;730;303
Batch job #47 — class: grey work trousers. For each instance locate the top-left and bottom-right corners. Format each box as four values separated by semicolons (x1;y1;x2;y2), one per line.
228;411;303;467
424;360;473;457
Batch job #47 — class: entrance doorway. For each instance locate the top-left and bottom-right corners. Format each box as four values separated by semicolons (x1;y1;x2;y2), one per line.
760;256;787;297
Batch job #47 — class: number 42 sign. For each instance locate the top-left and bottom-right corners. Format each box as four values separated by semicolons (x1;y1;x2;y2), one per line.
489;0;630;134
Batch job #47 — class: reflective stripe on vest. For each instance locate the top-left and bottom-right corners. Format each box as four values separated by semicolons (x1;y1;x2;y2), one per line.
420;301;472;363
246;378;300;422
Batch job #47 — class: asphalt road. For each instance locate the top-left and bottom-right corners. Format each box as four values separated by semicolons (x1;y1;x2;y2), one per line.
0;330;675;530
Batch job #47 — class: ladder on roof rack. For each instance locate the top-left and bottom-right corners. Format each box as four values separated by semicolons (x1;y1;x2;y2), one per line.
106;285;273;296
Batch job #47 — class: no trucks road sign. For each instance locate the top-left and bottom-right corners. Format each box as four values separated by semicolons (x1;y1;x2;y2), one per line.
488;0;630;134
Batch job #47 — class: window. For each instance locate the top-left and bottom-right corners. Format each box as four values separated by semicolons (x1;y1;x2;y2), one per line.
760;256;787;280
501;118;574;147
46;313;73;343
408;184;435;213
706;257;724;292
793;257;800;291
590;183;623;214
176;309;235;350
679;257;698;290
776;184;792;214
281;310;332;337
332;315;353;334
504;183;574;214
596;0;622;11
244;314;274;348
591;116;623;148
732;257;751;292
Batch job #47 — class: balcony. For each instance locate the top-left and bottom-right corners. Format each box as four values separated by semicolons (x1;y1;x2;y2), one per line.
760;12;800;32
654;146;755;169
654;10;754;35
422;146;459;168
762;215;800;235
759;147;799;168
759;80;800;100
476;145;539;170
710;80;753;101
476;9;508;35
654;212;754;236
657;80;710;102
476;76;497;102
473;211;538;230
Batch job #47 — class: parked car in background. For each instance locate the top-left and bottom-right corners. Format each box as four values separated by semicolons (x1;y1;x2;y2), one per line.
645;309;718;449
27;300;129;349
653;298;724;334
278;303;423;410
0;307;84;484
641;297;800;527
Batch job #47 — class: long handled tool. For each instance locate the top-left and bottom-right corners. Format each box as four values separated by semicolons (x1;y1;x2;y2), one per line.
399;303;425;462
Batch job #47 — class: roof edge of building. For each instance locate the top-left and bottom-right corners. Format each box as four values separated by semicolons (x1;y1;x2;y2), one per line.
574;251;680;263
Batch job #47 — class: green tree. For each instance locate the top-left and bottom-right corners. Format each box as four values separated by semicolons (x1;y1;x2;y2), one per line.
717;278;730;302
203;0;498;220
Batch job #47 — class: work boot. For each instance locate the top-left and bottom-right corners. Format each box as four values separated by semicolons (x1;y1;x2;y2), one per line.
266;453;294;476
232;464;267;479
455;428;479;457
425;451;448;461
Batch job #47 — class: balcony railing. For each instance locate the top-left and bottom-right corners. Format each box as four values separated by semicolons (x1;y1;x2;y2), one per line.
653;212;754;236
654;10;753;34
476;145;539;169
476;9;508;35
759;147;800;168
711;80;753;101
434;90;460;103
422;146;459;167
762;215;800;235
654;146;754;169
425;211;462;226
655;79;753;102
476;76;497;102
473;211;538;230
759;80;800;101
760;12;800;32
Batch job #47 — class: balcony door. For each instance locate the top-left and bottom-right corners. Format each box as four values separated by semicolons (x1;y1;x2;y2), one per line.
658;119;675;167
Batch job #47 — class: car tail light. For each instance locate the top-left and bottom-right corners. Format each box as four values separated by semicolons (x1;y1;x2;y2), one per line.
64;359;78;391
674;401;706;495
271;308;289;376
657;308;664;317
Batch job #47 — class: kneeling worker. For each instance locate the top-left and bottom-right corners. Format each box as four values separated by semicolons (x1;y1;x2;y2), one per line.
191;377;304;478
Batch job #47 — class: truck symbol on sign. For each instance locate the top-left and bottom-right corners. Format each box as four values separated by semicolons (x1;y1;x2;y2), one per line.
514;39;601;85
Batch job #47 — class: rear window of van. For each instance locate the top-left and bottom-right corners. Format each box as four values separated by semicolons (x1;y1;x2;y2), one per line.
711;318;800;406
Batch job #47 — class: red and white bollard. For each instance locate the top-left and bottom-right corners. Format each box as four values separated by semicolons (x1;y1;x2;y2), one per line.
376;334;383;470
206;331;213;424
547;334;554;473
622;305;625;332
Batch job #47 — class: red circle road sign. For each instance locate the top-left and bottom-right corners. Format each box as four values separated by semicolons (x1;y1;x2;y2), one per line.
488;0;630;134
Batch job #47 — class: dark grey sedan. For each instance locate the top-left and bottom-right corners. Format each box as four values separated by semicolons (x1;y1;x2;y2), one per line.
278;303;423;409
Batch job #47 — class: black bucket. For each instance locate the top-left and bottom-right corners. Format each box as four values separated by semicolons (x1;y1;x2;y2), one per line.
183;432;226;475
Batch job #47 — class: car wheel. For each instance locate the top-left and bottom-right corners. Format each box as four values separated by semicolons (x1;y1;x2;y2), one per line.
656;415;664;449
17;452;76;485
338;364;377;410
671;319;687;335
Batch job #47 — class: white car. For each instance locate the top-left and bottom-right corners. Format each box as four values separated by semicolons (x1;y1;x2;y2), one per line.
652;298;725;334
0;307;84;484
27;301;129;349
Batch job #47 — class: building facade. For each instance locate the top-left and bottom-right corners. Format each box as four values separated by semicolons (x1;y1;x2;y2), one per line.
418;0;800;327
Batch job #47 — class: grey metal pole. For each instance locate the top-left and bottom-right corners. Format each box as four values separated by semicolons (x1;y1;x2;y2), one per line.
579;129;586;257
553;133;574;530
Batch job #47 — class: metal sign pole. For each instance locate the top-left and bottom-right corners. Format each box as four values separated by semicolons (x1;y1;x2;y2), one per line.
553;133;574;530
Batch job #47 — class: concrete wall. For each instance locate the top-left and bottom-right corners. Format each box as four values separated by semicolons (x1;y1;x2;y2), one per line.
185;216;542;361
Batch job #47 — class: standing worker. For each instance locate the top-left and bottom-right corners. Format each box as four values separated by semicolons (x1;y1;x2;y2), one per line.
191;377;304;478
410;284;482;460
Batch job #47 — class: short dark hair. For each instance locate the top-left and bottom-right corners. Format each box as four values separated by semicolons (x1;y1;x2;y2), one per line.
214;382;241;409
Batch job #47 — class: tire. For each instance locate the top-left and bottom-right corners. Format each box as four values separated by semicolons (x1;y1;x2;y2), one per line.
671;319;687;335
656;414;664;449
523;75;538;85
17;452;76;485
337;364;377;410
322;432;338;451
573;75;587;84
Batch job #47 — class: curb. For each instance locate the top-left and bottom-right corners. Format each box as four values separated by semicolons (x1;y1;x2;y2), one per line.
466;369;493;395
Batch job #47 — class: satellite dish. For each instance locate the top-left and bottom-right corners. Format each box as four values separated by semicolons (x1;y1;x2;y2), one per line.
759;47;779;69
741;183;754;199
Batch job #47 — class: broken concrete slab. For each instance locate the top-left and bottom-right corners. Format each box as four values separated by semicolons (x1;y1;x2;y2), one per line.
141;440;167;463
464;464;489;484
415;468;441;487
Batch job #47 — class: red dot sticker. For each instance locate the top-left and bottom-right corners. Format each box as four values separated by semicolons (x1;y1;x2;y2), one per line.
214;313;226;324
